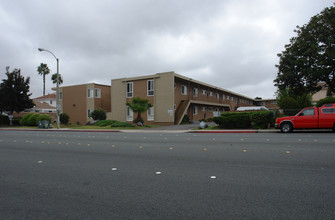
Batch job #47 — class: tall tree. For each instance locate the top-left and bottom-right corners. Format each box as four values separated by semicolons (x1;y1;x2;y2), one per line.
37;63;50;96
274;4;335;96
126;97;152;124
51;73;63;85
0;67;34;114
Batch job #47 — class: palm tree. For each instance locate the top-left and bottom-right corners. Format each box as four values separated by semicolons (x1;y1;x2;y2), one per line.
37;63;50;96
51;73;63;85
126;97;152;124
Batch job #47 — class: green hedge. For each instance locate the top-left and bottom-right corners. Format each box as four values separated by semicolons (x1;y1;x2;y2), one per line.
96;120;118;126
213;111;275;129
20;113;51;126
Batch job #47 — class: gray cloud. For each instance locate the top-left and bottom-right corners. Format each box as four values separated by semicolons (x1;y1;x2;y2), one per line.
1;0;333;99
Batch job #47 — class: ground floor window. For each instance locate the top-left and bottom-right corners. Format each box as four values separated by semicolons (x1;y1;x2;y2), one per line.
147;106;154;121
126;106;133;121
193;106;198;115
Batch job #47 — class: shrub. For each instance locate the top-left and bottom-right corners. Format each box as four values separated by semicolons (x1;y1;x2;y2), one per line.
250;111;274;129
27;113;40;126
60;113;70;124
316;97;335;107
20;113;34;126
90;108;106;120
181;115;190;124
213;111;276;129
110;121;135;127
0;115;9;125
96;120;117;126
213;112;251;129
36;114;51;123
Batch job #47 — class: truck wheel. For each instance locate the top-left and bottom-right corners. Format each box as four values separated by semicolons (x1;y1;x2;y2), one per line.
280;122;293;133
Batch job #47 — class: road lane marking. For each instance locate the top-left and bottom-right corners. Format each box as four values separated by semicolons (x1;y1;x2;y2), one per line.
112;168;117;171
139;146;143;149
169;147;173;150
243;149;247;152
112;145;115;148
210;176;217;179
37;161;43;163
155;172;162;175
203;148;208;151
285;151;291;154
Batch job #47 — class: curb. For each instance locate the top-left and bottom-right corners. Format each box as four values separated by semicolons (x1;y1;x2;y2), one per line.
0;128;120;132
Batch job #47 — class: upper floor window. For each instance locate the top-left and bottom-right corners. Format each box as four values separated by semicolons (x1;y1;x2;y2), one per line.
202;90;206;95
209;91;213;96
216;93;219;99
87;89;93;98
193;88;198;96
182;85;187;95
227;95;230;100
147;80;154;96
222;94;225;100
95;88;101;98
126;82;133;98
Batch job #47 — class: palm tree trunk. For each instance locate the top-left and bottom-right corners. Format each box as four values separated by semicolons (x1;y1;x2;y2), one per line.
43;75;45;96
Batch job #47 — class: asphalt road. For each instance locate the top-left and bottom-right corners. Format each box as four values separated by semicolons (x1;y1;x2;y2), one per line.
0;130;335;219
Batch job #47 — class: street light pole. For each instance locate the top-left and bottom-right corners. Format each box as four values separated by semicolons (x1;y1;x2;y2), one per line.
38;48;60;129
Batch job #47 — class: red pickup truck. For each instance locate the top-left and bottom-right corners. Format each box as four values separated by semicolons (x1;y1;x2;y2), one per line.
275;104;335;133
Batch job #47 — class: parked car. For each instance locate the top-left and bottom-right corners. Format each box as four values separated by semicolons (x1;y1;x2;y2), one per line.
275;104;335;133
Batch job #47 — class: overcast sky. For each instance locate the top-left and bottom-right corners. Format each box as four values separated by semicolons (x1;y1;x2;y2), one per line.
1;0;334;99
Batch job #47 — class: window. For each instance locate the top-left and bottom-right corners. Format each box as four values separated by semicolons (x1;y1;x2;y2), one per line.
216;93;219;99
235;98;238;104
208;107;213;111
322;108;335;114
174;104;176;110
147;106;154;121
202;90;206;95
193;106;198;115
193;88;198;96
222;94;225;100
147;80;154;96
126;106;133;121
174;83;176;89
300;108;315;116
59;91;62;100
209;91;213;96
50;100;53;104
94;88;101;98
126;82;133;98
182;85;187;95
201;107;206;112
87;89;93;98
87;109;92;118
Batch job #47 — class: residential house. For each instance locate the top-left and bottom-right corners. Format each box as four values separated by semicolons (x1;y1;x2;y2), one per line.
111;71;255;125
58;83;111;125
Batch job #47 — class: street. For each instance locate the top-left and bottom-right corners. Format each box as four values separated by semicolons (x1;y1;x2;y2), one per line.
0;130;335;219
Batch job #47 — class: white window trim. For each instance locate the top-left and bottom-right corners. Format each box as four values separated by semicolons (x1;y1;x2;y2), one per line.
126;106;133;121
87;89;93;98
216;93;219;99
94;88;101;98
209;91;213;96
193;88;198;96
126;82;133;98
193;106;198;115
147;80;154;96
202;90;206;95
182;85;187;95
147;106;154;121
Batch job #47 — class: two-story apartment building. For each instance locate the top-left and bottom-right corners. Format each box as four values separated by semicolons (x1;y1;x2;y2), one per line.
58;83;111;125
111;71;254;125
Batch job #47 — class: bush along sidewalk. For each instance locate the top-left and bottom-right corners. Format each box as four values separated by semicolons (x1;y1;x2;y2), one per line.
213;111;275;129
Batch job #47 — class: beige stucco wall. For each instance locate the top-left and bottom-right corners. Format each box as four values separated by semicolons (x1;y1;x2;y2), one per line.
111;78;127;121
154;72;175;123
